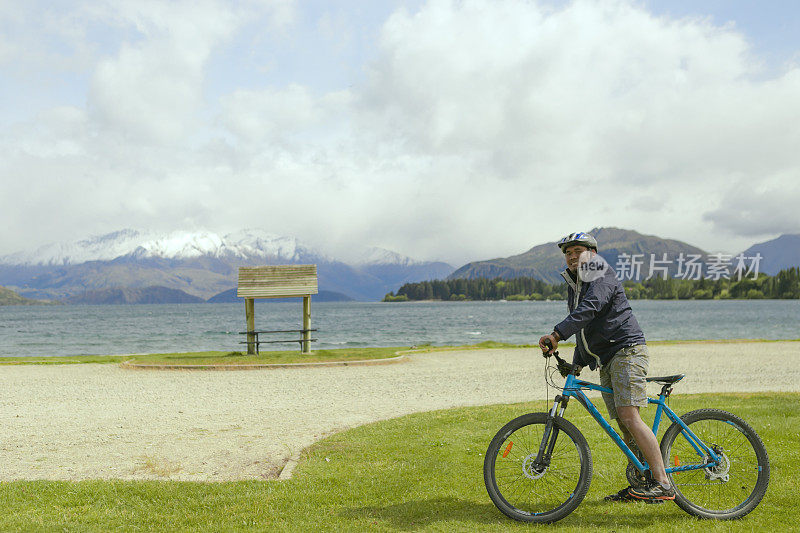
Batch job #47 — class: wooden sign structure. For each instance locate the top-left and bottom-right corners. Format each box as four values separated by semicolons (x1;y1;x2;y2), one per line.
237;265;318;354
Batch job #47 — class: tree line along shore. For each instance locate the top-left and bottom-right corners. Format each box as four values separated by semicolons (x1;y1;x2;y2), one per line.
384;267;800;302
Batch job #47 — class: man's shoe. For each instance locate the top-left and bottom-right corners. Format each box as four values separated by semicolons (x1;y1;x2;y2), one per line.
629;482;676;501
603;486;665;504
603;486;635;502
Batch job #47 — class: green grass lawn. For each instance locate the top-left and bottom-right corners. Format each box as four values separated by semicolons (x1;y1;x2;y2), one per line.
2;339;794;367
0;341;534;366
0;392;795;531
0;347;409;366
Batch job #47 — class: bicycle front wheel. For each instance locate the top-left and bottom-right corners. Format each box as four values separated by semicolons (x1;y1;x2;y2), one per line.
661;408;770;520
484;413;592;523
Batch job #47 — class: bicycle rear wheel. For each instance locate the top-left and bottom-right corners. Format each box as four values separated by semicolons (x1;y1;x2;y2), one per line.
660;408;770;520
484;413;592;523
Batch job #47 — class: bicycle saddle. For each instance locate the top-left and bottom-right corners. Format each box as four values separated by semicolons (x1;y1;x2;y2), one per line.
646;374;685;384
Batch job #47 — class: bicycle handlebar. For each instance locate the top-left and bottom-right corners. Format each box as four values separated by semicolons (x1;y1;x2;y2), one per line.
542;338;579;377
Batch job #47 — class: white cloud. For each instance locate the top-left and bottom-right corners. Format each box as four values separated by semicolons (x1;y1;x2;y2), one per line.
8;106;88;157
362;0;794;178
703;174;800;237
219;85;352;145
1;0;800;264
87;1;242;144
346;0;800;258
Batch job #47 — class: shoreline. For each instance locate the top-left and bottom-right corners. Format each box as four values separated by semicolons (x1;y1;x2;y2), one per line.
0;340;798;482
2;338;800;362
381;297;800;302
3;297;798;309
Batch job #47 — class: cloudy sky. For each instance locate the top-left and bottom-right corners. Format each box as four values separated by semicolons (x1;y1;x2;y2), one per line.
2;0;799;265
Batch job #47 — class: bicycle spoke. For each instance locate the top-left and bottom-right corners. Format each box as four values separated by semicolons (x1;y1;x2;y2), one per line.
663;409;769;519
486;413;590;522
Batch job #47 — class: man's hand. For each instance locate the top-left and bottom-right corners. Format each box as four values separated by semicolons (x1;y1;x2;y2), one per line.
538;333;559;355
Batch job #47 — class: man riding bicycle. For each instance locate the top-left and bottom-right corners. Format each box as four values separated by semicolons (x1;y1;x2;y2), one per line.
538;231;675;502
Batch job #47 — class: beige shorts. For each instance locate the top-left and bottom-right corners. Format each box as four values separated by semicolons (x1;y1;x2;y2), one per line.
600;344;649;420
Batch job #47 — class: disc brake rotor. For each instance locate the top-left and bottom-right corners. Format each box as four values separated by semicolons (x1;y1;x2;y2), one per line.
705;448;731;482
522;454;548;480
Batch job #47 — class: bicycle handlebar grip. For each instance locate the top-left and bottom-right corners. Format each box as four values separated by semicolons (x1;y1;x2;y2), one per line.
542;338;552;356
542;338;558;358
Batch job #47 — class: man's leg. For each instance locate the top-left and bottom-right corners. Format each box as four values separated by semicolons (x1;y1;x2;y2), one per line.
616;406;668;485
614;422;646;481
599;354;646;457
600;359;639;501
615;423;636;457
601;345;674;501
610;345;675;500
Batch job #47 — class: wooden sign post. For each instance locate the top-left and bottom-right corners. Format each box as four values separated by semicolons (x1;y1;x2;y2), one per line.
237;265;319;354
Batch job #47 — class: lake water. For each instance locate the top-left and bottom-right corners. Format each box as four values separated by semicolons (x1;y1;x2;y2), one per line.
0;300;798;357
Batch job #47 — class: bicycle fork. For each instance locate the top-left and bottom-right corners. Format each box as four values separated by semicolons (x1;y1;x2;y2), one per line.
533;395;571;469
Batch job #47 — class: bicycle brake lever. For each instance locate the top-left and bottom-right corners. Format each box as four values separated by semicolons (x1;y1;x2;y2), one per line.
553;352;581;377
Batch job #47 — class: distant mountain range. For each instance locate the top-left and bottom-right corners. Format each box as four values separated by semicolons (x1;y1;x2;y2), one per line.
0;285;56;306
206;288;353;303
449;228;800;283
0;229;454;303
741;234;800;275
66;286;206;305
1;228;796;304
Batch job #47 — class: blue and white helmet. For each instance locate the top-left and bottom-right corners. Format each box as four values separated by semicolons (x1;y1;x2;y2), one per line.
557;232;598;253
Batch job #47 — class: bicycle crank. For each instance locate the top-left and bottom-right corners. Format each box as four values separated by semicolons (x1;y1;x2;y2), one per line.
626;462;652;489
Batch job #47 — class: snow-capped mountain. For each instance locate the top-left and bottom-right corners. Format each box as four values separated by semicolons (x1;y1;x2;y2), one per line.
0;229;326;266
1;229;146;266
0;229;454;302
354;246;422;267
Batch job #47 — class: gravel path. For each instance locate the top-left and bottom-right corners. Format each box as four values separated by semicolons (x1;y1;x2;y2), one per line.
1;341;798;482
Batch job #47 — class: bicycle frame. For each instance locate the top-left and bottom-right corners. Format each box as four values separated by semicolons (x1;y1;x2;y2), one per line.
537;373;724;476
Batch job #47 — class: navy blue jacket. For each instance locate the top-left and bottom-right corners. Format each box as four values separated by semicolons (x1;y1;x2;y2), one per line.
553;263;646;370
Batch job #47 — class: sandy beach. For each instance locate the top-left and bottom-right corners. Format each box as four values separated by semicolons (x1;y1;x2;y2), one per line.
1;341;798;482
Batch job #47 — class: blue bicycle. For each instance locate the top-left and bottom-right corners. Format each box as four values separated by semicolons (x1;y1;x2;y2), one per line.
483;349;770;523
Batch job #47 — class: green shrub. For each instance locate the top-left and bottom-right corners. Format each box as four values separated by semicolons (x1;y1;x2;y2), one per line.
506;294;527;301
692;289;713;299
